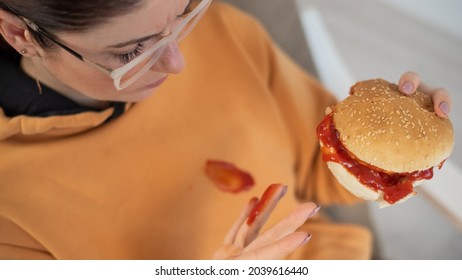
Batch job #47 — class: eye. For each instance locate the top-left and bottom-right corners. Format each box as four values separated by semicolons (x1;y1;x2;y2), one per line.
115;43;146;64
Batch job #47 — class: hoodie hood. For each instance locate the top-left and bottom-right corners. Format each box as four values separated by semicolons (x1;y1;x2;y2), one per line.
0;107;116;140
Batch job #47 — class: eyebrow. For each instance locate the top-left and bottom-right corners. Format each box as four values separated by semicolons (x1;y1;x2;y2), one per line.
106;0;192;49
106;33;157;49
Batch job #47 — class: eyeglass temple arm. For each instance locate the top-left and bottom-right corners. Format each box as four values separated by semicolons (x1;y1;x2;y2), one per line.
22;18;112;74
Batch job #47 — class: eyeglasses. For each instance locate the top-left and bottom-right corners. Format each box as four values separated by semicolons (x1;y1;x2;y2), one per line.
22;0;211;90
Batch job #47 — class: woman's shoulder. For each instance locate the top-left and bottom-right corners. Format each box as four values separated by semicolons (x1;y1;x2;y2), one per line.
196;1;275;65
209;2;259;20
204;1;271;40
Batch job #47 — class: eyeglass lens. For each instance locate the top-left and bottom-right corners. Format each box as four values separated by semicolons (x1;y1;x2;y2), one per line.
118;0;209;88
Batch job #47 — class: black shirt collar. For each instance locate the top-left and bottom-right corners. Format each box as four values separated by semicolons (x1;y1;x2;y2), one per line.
0;51;125;120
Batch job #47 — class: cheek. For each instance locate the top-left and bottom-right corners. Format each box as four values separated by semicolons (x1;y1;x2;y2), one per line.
44;56;117;99
43;54;163;103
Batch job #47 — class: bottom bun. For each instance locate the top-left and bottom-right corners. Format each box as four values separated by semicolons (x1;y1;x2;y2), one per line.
327;161;419;208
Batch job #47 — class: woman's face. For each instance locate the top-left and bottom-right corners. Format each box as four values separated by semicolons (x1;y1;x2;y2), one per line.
39;0;190;102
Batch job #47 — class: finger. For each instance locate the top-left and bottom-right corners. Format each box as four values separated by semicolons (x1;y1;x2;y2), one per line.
244;202;319;251
418;83;452;118
213;244;242;260
325;106;333;115
234;231;311;260
223;197;258;246
398;71;420;95
234;184;287;247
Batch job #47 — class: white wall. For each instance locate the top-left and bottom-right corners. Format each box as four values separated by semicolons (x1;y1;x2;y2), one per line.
378;0;462;41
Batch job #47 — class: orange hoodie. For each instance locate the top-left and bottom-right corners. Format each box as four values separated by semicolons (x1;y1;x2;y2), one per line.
0;2;371;259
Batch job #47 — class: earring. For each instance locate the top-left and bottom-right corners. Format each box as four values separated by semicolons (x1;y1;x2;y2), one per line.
20;49;27;55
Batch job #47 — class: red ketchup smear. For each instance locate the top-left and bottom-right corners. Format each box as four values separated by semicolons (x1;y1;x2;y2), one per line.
246;184;283;226
316;113;434;204
205;160;255;193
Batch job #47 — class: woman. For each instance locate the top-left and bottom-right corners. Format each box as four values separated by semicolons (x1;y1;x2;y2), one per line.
0;0;452;259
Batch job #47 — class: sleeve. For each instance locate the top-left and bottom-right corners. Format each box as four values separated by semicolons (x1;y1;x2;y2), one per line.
222;5;362;206
0;244;54;260
0;215;54;260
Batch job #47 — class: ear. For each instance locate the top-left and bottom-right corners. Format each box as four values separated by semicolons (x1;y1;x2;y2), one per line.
0;9;42;56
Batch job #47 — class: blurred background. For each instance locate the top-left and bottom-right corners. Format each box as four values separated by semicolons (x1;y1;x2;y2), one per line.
224;0;462;259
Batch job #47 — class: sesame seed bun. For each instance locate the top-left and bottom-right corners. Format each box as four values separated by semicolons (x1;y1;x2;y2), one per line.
334;79;454;173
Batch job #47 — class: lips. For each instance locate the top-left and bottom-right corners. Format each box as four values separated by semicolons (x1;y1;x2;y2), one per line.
140;76;168;91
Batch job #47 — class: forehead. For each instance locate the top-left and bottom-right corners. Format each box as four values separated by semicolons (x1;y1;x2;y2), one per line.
63;0;188;48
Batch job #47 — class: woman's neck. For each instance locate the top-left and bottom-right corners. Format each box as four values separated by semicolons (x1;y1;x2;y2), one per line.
20;57;111;110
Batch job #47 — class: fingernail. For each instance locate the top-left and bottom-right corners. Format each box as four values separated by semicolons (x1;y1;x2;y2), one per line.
279;185;288;198
308;205;321;218
402;82;414;94
299;234;312;246
439;102;450;116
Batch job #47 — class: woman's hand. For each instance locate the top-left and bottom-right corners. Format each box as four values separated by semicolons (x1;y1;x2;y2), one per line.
398;71;452;118
213;184;320;260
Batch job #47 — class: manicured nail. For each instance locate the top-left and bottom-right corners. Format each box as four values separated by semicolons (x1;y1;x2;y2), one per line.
279;185;288;198
402;82;414;94
299;234;312;246
308;205;321;218
439;102;450;116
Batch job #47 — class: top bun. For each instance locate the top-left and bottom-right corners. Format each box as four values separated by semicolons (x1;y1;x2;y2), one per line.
333;79;454;173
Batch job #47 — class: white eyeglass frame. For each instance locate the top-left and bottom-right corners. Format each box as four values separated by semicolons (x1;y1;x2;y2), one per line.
110;0;212;90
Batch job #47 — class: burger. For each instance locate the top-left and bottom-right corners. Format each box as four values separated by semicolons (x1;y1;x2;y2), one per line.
316;79;454;207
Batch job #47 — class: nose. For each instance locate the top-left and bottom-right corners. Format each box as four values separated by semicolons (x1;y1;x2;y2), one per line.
151;42;185;74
